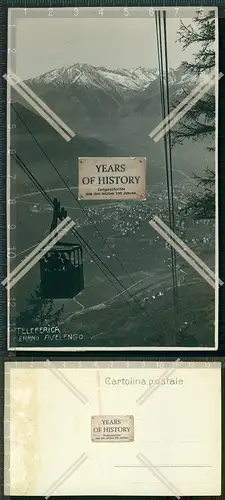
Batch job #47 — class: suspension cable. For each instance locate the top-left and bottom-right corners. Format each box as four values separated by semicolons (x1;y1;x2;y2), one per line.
12;151;155;323
157;12;174;236
12;103;138;289
155;11;178;335
163;11;179;318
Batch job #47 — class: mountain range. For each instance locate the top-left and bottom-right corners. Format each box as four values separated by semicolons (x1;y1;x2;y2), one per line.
15;63;198;136
30;63;160;93
11;62;213;190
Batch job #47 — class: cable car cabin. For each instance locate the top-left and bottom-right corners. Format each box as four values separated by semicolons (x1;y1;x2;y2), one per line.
40;242;84;299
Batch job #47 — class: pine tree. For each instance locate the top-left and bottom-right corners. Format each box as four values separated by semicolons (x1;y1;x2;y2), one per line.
16;285;64;328
172;10;216;219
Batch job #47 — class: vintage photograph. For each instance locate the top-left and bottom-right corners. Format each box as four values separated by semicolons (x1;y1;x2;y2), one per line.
6;7;218;350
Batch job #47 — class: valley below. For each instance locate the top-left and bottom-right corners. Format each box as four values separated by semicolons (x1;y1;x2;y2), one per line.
8;62;217;348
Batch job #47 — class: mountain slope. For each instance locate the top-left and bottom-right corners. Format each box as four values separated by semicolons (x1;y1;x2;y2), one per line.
11;102;123;191
11;63;199;141
10;63;215;186
28;63;158;92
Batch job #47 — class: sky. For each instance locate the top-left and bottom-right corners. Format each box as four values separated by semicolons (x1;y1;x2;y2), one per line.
10;9;215;80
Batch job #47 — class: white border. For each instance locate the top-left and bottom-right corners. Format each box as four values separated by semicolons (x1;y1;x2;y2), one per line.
6;7;219;351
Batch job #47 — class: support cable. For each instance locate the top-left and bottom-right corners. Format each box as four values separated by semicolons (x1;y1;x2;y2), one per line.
12;151;156;324
155;11;178;337
12;104;138;289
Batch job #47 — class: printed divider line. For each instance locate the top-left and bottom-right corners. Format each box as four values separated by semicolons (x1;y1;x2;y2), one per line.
137;453;182;499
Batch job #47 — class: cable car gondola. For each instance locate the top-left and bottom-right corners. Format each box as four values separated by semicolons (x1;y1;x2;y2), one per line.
40;198;84;299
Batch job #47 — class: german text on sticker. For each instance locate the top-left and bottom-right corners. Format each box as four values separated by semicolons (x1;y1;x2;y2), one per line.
91;415;134;442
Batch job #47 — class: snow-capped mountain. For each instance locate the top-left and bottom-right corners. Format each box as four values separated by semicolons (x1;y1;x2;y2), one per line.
17;62;198;142
27;63;159;93
27;62;198;93
12;61;209;195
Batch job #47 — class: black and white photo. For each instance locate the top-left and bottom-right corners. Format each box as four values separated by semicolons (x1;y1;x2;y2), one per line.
6;6;219;350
